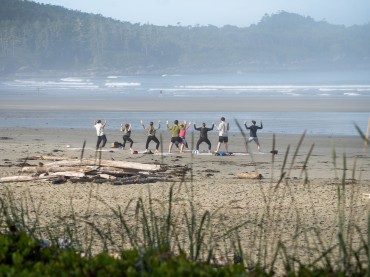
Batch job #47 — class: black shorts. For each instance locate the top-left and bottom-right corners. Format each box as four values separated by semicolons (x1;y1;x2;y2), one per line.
218;136;228;143
171;137;183;143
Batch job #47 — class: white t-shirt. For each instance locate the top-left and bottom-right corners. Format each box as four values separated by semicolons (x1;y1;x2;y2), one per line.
217;121;229;137
95;123;104;136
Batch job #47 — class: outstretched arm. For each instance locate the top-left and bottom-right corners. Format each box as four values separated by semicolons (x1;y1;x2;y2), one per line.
166;121;172;131
244;121;250;129
141;120;145;129
185;121;192;130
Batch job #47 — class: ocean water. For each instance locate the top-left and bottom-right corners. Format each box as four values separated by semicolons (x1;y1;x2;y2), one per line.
0;71;369;136
0;109;368;136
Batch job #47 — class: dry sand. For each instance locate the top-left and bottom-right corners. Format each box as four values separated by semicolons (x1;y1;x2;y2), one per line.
0;126;369;267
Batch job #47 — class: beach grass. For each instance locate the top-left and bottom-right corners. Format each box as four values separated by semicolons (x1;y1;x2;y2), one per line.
0;121;369;275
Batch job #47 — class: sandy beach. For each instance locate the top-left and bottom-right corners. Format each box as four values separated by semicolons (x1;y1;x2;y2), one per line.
0;125;369;268
0;83;369;269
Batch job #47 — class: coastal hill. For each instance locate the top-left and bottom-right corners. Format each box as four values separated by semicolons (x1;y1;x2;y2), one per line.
0;0;369;75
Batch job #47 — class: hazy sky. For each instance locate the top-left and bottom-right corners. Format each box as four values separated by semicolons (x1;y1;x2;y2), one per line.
35;0;370;27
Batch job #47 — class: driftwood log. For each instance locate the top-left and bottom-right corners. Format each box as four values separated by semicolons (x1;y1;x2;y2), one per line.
0;175;49;182
21;166;96;174
237;172;263;179
24;156;163;172
1;156;171;184
45;158;163;172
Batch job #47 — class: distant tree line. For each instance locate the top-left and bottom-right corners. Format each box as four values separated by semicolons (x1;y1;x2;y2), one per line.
0;0;369;75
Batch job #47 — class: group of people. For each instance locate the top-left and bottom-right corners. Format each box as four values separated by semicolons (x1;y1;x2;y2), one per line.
93;117;263;153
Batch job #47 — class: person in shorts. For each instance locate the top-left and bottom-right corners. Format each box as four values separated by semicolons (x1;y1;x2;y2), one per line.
244;120;263;152
166;120;184;153
215;116;229;153
175;120;192;149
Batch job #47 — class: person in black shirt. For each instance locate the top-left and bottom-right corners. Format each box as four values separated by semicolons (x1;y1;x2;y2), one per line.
244;120;263;152
194;122;214;153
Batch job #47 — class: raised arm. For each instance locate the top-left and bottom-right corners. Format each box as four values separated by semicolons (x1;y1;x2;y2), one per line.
185;121;192;130
193;124;201;131
157;120;161;130
244;121;250;129
166;121;172;131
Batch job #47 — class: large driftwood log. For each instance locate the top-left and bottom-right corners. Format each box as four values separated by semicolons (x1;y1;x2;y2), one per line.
21;166;97;174
0;175;49;183
27;156;75;161
0;172;84;183
237;172;263;179
46;159;163;172
49;172;85;178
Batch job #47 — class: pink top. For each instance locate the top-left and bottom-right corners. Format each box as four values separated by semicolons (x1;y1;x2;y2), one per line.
179;124;191;137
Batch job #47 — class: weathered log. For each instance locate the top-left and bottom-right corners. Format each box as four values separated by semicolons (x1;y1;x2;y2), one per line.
46;159;163;172
49;172;86;178
237;172;263;179
0;175;49;183
95;170;138;177
21;166;97;174
98;174;117;180
27;156;75;161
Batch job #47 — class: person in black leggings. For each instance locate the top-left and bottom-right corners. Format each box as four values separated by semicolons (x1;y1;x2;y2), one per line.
120;123;134;150
194;122;214;153
94;119;107;149
141;120;161;153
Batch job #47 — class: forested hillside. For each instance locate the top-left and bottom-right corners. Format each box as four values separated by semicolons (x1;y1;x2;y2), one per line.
1;0;369;75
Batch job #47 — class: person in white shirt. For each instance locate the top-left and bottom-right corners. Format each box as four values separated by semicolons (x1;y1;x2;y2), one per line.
215;117;229;153
94;119;107;149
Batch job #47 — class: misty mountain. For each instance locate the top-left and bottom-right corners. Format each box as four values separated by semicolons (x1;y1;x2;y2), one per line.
0;0;369;75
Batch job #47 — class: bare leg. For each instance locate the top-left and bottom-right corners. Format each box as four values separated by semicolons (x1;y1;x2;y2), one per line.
244;141;249;152
215;142;221;152
180;143;184;153
168;142;173;153
225;142;228;152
